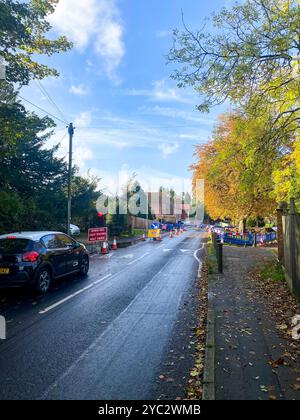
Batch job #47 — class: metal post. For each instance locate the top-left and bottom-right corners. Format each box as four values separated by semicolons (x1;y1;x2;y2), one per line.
290;198;297;294
253;232;257;248
217;242;223;274
277;201;288;264
67;123;74;236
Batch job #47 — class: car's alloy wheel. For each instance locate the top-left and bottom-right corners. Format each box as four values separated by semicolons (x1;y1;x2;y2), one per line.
38;269;51;294
80;256;89;276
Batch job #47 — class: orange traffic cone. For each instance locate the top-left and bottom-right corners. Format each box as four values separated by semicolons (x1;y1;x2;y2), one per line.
112;238;118;250
101;241;108;255
141;234;146;241
157;234;162;242
170;231;174;239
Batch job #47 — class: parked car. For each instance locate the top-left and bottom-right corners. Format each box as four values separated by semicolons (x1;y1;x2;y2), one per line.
70;224;80;236
0;232;89;294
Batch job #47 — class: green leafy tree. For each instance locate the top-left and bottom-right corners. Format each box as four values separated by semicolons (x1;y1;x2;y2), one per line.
0;0;72;85
71;174;102;231
106;197;131;238
168;0;300;127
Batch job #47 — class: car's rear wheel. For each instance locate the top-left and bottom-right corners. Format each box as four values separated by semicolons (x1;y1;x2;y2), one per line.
80;255;89;276
34;267;52;294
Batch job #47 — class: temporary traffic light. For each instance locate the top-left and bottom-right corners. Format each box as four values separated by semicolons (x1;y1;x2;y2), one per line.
97;212;105;227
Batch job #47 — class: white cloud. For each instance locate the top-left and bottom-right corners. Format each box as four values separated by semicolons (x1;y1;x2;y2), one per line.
158;143;180;158
69;85;89;96
91;165;192;197
74;111;92;128
49;0;125;82
74;146;94;169
124;79;195;104
49;129;93;169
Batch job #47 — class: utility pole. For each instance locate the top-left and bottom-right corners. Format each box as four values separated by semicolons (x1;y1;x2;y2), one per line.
67;123;74;236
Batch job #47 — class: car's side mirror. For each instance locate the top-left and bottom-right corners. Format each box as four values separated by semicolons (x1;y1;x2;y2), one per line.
73;242;81;249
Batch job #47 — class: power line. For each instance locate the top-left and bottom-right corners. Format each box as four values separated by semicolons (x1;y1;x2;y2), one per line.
18;95;68;125
35;80;68;124
57;132;68;146
77;124;208;130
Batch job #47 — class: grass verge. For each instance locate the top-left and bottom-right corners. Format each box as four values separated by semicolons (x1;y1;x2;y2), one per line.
207;242;218;275
259;261;285;282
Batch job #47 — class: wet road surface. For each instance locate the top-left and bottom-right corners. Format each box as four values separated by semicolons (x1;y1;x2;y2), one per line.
0;230;204;400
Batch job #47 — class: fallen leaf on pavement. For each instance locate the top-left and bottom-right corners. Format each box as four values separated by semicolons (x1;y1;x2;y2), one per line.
268;358;285;369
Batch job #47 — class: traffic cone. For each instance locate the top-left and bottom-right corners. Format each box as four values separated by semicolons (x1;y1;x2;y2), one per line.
112;238;118;251
176;229;179;236
157;234;162;242
141;234;146;241
170;231;174;239
101;241;108;255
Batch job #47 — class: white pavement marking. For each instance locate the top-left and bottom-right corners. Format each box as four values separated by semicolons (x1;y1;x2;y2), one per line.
163;249;172;252
39;273;112;315
122;254;134;259
39;238;202;316
180;249;190;253
127;253;149;266
193;244;204;264
194;245;204;278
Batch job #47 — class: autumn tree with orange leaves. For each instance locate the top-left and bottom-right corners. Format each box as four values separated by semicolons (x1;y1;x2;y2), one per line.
191;113;278;227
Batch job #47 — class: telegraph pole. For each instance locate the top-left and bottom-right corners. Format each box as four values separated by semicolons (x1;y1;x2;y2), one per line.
67;123;74;235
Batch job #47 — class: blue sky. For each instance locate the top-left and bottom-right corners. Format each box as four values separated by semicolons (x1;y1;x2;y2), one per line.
22;0;232;196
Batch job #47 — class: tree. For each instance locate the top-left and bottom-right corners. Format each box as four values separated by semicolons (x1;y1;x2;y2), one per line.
0;98;67;232
192;112;277;228
71;173;102;231
0;0;72;85
168;0;300;128
106;197;131;238
0;1;103;235
0;96;103;233
272;134;300;208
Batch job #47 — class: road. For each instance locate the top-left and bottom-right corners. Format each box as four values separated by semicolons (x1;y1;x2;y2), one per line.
0;229;205;400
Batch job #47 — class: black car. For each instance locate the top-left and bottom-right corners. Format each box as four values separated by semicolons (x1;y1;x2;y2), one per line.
0;232;89;294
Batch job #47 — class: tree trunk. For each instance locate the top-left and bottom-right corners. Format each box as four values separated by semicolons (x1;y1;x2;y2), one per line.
239;218;247;234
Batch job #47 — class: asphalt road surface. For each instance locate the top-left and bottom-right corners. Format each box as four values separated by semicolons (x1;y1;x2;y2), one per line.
0;229;204;400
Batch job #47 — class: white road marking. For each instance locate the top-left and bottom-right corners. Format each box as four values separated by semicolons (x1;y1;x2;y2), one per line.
127;253;149;266
41;256;175;400
39;240;204;316
39;273;112;315
193;243;204;264
180;249;190;253
163;249;172;252
100;254;114;259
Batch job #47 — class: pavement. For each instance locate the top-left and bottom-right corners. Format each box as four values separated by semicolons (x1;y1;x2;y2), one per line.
210;246;300;400
0;229;205;400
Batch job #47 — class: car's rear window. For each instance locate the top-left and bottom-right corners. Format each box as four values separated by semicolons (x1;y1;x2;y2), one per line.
0;239;31;254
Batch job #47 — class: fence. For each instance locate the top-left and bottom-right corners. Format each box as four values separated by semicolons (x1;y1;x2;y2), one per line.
214;230;277;247
282;200;300;299
129;216;151;230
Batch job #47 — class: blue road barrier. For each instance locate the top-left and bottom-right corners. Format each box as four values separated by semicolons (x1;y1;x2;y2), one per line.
220;231;277;247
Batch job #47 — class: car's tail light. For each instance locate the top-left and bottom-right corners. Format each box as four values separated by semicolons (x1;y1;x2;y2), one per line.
22;251;39;262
